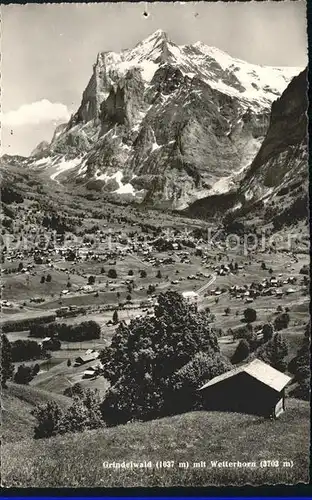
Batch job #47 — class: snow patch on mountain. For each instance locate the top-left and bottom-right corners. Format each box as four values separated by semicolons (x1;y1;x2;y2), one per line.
50;158;83;182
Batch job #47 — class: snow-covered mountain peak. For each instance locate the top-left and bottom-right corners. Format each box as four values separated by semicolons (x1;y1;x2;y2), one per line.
27;31;304;209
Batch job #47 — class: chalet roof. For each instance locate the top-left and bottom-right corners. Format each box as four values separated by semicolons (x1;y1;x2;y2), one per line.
75;352;98;363
199;359;292;393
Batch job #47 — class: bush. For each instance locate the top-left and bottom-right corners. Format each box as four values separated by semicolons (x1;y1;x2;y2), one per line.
40;276;45;284
108;269;117;279
140;270;147;278
14;364;39;385
33;389;103;439
88;275;95;285
33;401;64;439
274;312;290;331
128;270;134;276
156;270;162;279
224;307;231;316
46;274;52;283
243;308;257;323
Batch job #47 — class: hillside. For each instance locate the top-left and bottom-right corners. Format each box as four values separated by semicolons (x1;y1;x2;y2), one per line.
1;382;71;444
9;29;302;209
2;398;309;487
187;68;308;226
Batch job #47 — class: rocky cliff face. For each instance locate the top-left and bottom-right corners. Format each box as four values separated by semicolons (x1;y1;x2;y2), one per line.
28;30;302;209
187;68;308;227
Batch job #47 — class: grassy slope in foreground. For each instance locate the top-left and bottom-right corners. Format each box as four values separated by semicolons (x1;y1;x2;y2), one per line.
1;383;71;444
2;398;309;487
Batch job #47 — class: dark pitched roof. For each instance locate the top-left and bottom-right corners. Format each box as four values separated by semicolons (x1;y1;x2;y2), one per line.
199;359;292;392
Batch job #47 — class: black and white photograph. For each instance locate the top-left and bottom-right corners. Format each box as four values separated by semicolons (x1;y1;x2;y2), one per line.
0;1;310;487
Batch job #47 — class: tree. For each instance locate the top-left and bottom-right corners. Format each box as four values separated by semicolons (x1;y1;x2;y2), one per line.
100;267;105;274
33;401;64;439
108;269;117;279
231;339;250;364
126;294;132;302
18;262;24;271
14;364;35;385
147;284;156;295
67;358;71;367
274;312;290;331
262;323;274;342
1;334;14;387
40;276;46;284
88;275;95;285
58;390;103;434
113;310;119;324
140;270;147;278
261;262;266;270
128;270;134;276
63;382;84;398
10;339;45;362
224;307;231;316
171;352;232;412
299;264;309;275
156;270;162;279
46;274;52;283
100;291;220;425
256;333;288;371
243;308;257;323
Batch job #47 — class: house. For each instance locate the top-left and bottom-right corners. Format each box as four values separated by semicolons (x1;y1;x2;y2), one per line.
199;359;292;418
83;368;96;379
182;291;199;302
74;351;99;366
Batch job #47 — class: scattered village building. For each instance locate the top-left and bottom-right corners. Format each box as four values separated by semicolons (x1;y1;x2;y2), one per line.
199;359;292;418
182;291;199;303
83;368;97;379
74;350;99;366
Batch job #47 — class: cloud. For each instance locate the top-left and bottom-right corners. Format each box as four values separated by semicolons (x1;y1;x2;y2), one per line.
1;99;71;127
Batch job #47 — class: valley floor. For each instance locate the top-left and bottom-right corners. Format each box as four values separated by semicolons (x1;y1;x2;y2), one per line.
1;163;310;488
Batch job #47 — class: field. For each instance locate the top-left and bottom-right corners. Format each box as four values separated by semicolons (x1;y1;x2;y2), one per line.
2;398;309;487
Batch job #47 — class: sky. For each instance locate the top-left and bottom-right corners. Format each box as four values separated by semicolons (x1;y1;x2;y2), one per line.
1;1;308;156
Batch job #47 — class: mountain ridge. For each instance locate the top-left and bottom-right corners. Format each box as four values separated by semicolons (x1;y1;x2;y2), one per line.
4;30;304;209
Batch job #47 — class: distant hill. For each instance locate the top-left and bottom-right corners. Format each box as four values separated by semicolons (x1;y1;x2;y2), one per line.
2;398;309;487
1;382;71;444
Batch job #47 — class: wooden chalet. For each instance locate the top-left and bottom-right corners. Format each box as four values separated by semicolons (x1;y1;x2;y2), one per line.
199;359;292;418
